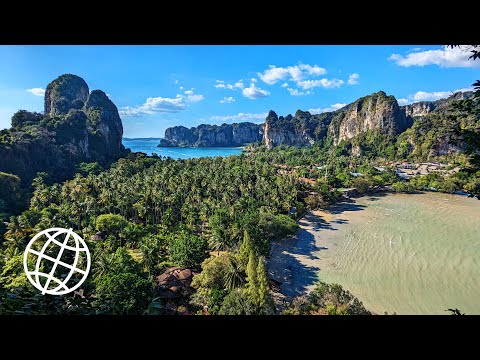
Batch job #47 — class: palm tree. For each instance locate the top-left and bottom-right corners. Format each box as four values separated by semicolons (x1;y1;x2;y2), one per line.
223;256;245;290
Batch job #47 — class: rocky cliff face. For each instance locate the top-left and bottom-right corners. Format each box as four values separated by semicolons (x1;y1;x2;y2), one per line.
0;74;128;184
403;102;436;118
263;110;326;149
329;91;411;145
160;122;263;147
159;90;475;154
44;74;90;116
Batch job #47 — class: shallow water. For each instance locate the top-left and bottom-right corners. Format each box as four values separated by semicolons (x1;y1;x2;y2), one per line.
270;192;480;314
122;138;243;159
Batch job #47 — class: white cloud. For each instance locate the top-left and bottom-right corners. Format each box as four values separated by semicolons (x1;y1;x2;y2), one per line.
389;45;480;68
27;87;45;96
242;83;270;99
214;80;244;90
209;112;268;123
119;90;204;117
398;87;474;105
179;86;184;90
184;89;204;103
257;64;327;85
412;91;452;102
251;78;257;83
220;96;235;104
307;103;347;114
287;88;311;96
281;82;289;88
297;78;344;90
175;80;179;85
347;73;359;85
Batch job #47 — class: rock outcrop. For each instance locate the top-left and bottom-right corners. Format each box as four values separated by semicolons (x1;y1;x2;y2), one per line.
329;91;411;145
0;74;128;185
44;74;90;117
159;122;263;147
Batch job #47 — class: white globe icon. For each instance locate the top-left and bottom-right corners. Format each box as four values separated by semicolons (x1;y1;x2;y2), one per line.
23;228;91;295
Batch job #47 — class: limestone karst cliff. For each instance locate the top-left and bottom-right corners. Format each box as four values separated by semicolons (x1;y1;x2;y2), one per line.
0;74;128;184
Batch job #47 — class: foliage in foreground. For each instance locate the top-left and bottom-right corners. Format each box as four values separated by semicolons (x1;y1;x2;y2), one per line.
284;281;371;315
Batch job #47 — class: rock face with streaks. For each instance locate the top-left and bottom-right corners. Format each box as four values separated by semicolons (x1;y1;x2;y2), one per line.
159;122;263;147
0;74;128;184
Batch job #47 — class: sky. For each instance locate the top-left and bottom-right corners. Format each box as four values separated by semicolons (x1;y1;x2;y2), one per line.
0;45;478;138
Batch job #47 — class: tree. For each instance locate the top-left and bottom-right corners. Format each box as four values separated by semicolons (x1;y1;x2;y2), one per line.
285;281;371;315
223;256;245;290
218;288;256;315
94;247;151;315
95;272;151;315
352;177;371;194
0;172;21;213
95;213;128;247
168;231;208;269
237;230;252;269
256;257;272;312
0;254;37;291
245;250;258;301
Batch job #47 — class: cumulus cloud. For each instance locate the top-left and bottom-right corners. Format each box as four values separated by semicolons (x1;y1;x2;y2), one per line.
347;73;359;85
220;96;235;104
209;112;268;123
27;87;46;96
242;83;270;99
119;89;204;117
307;103;347;114
389;45;480;68
297;78;344;90
251;78;257;83
184;89;204;102
257;64;327;85
287;88;311;96
397;87;474;105
281;82;289;88
214;80;244;90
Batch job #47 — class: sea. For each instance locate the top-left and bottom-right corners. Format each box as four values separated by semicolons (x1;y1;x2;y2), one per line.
122;138;244;159
269;192;480;315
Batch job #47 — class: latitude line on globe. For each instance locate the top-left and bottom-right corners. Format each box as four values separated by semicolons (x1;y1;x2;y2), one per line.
27;249;87;275
48;237;88;252
42;228;73;294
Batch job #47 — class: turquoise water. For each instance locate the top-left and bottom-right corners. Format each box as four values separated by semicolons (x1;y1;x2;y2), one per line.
122;138;244;159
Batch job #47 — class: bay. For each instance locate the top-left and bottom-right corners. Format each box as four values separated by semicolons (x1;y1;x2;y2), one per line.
122;138;244;159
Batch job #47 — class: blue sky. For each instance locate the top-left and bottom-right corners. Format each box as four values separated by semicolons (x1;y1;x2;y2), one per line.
0;45;478;138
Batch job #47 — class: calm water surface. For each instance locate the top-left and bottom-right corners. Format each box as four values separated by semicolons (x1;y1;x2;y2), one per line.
123;138;243;159
317;192;480;314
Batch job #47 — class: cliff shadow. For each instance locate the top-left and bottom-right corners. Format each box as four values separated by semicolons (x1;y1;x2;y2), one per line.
327;199;368;215
267;249;320;299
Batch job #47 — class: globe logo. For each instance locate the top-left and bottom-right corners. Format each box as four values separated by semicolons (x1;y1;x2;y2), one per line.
23;228;91;295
